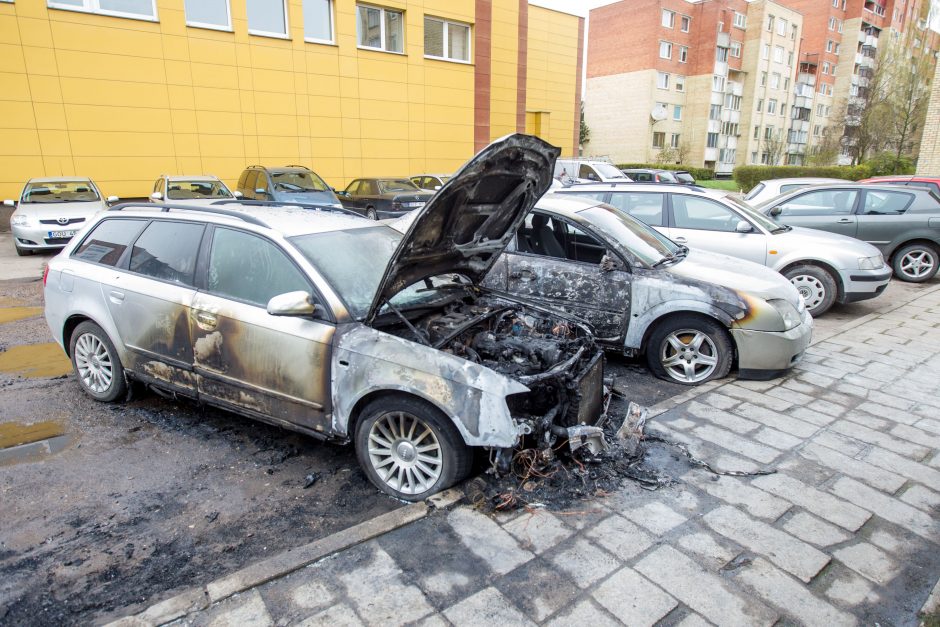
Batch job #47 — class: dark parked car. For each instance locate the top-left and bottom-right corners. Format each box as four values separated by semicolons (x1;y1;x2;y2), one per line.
621;169;678;183
235;165;342;209
674;170;696;185
758;183;940;282
339;178;433;220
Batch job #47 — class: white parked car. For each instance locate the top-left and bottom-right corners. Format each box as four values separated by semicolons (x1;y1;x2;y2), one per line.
557;183;892;316
742;177;847;206
150;175;238;207
5;177;116;256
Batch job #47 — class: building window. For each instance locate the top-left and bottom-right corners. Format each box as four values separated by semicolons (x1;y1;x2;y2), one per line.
733;12;746;29
787;51;793;66
303;0;334;43
357;4;404;53
726;94;741;110
662;9;675;28
247;0;288;37
822;62;830;74
730;41;742;58
776;18;787;36
791;24;798;40
184;0;230;30
828;16;836;30
784;77;790;91
760;72;767;86
680;15;691;32
771;72;781;89
757;99;763;112
657;72;670;89
425;16;470;62
764;126;773;140
709;104;721;120
768;99;777;114
47;0;157;21
762;44;770;59
673;105;682;121
712;75;725;92
773;45;784;63
826;39;833;52
754;126;760;139
660;41;673;59
767;15;775;32
670;133;681;148
838;20;843;33
835;43;841;54
675;76;685;92
679;46;688;63
652;132;666;148
707;132;719;148
716;47;729;62
814;124;821;136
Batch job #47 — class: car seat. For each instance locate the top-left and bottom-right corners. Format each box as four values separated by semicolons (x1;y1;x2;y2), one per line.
531;214;566;258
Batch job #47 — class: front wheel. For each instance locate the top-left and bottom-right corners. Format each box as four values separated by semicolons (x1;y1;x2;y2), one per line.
69;321;127;402
892;243;938;283
366;207;377;220
646;315;732;385
354;396;472;501
784;264;837;316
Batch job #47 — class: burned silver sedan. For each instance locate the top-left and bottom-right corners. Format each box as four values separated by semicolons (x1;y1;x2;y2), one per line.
43;135;606;501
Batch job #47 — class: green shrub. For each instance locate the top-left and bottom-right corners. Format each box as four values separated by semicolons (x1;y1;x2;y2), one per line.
863;152;915;177
732;165;872;193
615;163;715;181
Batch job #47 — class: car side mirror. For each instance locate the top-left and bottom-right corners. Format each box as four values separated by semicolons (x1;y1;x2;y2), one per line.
233;190;243;198
267;291;327;319
150;192;163;201
770;206;783;217
735;220;753;233
106;196;119;203
600;253;624;272
3;199;14;207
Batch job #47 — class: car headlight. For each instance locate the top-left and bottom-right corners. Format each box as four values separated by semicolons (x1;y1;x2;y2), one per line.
858;255;884;270
10;213;30;227
767;298;801;331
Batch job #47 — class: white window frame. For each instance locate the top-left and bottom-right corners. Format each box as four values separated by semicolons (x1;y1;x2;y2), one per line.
670;133;681;148
733;12;746;29
185;0;232;32
679;45;688;63
773;45;784;63
657;71;670;89
357;3;405;54
47;0;158;22
730;41;741;58
767;99;777;114
680;15;691;32
662;9;675;28
675;76;685;92
673;105;682;121
660;41;673;59
776;18;787;36
424;16;471;63
247;0;290;39
304;0;335;45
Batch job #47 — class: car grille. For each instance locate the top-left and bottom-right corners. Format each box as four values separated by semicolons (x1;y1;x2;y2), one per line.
40;218;86;226
43;237;73;246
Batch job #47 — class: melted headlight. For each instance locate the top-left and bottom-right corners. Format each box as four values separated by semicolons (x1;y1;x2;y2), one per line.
767;298;801;331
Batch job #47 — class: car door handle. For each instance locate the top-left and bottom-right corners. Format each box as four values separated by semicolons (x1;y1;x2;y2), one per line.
195;311;218;329
836;218;852;223
510;270;535;280
108;290;125;303
674;237;688;243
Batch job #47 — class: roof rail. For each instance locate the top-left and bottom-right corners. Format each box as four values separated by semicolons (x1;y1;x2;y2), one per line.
107;202;269;227
246;165;265;170
211;199;364;218
284;164;311;170
563;181;710;193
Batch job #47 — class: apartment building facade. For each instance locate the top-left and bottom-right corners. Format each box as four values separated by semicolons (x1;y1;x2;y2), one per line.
0;0;583;199
917;59;940;174
585;0;938;173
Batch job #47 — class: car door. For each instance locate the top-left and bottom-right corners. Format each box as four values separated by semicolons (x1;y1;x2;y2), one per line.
190;226;334;432
767;188;860;238
666;193;767;265
105;219;206;394
855;189;919;250
502;212;630;342
342;180;362;211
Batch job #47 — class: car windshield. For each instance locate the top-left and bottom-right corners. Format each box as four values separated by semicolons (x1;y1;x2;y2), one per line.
22;181;99;203
658;171;678;183
272;170;331;193
167;180;232;199
596;163;629;179
724;195;789;232
675;172;694;183
580;204;678;266
378;179;421;193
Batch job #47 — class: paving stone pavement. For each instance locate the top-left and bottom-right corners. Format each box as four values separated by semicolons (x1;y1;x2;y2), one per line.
166;286;940;627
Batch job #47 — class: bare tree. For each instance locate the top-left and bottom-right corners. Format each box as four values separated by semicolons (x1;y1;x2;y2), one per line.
762;129;786;165
880;38;935;161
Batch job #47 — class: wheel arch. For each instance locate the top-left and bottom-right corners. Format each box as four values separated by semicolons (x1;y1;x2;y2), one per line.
887;238;939;262
62;314;94;358
779;259;845;302
639;309;736;363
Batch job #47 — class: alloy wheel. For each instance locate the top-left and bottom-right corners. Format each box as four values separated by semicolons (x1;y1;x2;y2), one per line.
660;329;719;383
899;249;935;280
367;411;443;496
74;332;114;394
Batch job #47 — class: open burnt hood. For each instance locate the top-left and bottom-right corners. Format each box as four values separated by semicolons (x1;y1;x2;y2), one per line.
365;134;560;324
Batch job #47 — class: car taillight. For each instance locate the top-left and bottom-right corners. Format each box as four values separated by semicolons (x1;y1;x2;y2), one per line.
42;265;49;286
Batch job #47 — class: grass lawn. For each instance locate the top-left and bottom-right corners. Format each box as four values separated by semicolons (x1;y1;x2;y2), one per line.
696;179;742;191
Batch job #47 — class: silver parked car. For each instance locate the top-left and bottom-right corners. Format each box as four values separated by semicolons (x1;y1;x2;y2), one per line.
43;135;607;501
742;177;846;206
150;175;238;207
557;184;891;316
6;177;117;256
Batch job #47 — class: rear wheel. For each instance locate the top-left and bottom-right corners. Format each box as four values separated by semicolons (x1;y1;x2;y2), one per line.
784;264;837;316
69;321;127;402
366;207;377;220
892;243;938;283
646;315;732;385
354;396;472;501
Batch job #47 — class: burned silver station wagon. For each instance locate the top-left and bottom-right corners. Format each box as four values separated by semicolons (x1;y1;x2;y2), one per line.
43;135;606;501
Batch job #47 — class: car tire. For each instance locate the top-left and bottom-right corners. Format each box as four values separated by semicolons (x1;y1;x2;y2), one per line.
354;395;472;502
891;243;939;283
366;207;377;220
784;264;837;316
69;321;127;402
14;244;32;257
646;314;733;385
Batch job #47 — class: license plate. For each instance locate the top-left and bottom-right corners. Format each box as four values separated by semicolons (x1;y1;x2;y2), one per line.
48;230;77;238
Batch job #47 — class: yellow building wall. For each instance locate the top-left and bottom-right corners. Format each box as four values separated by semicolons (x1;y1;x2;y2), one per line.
0;0;481;199
489;0;520;139
525;5;579;156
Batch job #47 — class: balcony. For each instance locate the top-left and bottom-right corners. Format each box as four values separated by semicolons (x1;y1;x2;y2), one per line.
791;119;809;132
704;147;719;162
794;95;812;109
720;109;741;124
727;81;744;97
865;34;878;48
859;66;874;79
717;32;731;48
797;72;817;87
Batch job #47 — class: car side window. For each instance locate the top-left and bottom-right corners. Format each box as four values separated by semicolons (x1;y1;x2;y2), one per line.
635;172;652;182
347;180;362;195
578;165;599;181
607;192;666;227
237;171;248;190
743;182;765;201
255;172;269;193
776;190;858;216
671;195;740;232
244;171;258;194
519;213;606;264
906;181;940;196
779;184;808;194
73;219;148;267
129;221;205;285
862;190;914;215
208;228;311;308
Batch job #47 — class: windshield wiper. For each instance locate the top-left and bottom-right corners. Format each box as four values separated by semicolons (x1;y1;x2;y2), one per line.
771;225;792;234
651;244;688;268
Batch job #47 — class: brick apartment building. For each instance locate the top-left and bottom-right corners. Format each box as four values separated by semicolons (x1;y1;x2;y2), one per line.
919;60;940;174
584;0;939;173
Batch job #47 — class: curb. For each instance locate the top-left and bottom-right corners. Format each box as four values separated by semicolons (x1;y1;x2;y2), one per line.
921;577;940;624
104;489;464;626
